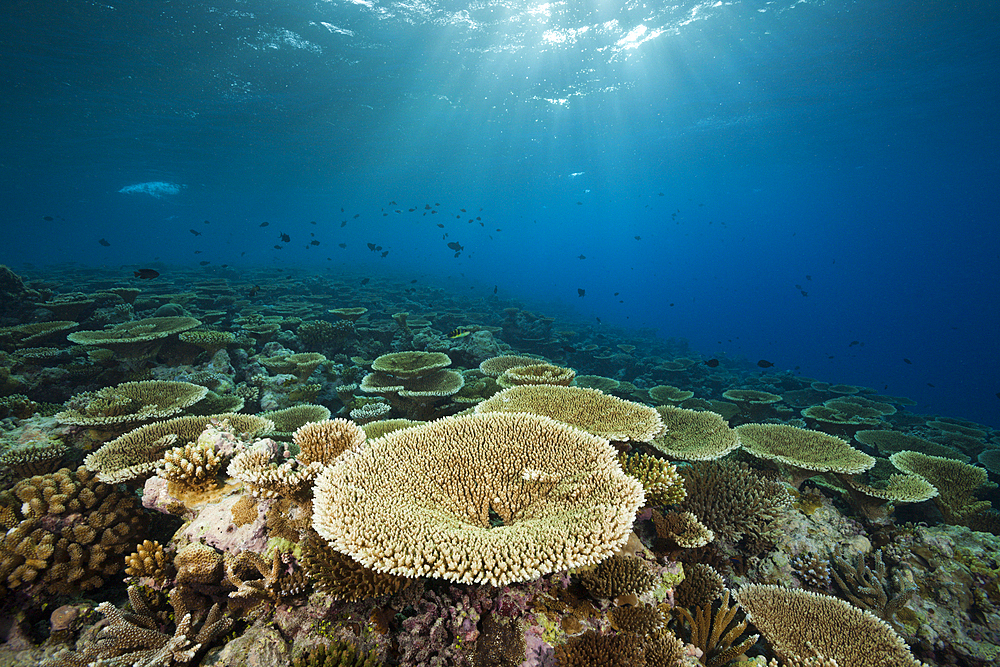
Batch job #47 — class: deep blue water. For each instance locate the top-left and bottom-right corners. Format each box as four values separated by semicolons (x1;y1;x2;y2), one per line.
2;0;998;427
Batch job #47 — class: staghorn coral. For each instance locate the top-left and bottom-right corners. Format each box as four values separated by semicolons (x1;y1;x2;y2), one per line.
300;529;412;601
85;413;273;484
313;412;644;586
0;440;69;478
578;554;661;600
618;452;686;507
475;384;663;442
674;562;725;609
677;460;790;550
651;405;741;461
828;549;915;629
43;584;232;667
56;380;209;427
672;588;758;667
735;423;875;489
157;432;225;494
608;603;665;635
227;439;321;500
553;629;644;667
297;318;356;350
0;465;146;600
224;549;308;604
735;585;930;667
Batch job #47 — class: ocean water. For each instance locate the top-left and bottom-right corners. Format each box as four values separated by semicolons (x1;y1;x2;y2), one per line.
2;0;998;428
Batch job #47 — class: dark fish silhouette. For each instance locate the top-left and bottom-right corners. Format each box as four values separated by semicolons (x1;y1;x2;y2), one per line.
757;359;774;368
98;238;111;246
578;255;586;259
338;243;347;248
280;233;290;243
447;242;463;252
634;236;641;240
493;285;498;294
353;213;360;219
360;278;370;285
704;359;720;368
904;358;912;364
248;285;260;297
199;261;210;266
437;223;445;228
848;341;860;347
204;220;210;224
381;250;389;257
367;243;377;251
274;245;282;250
189;229;201;236
578;288;585;297
309;220;317;225
260;221;269;227
310;240;320;246
800;290;808;297
341;221;347;227
134;269;159;279
194;250;202;254
43;216;54;221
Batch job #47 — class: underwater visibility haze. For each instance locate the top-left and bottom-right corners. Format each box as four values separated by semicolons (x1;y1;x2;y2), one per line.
2;0;1000;665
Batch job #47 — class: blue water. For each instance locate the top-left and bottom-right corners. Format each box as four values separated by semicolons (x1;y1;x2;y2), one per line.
2;0;998;427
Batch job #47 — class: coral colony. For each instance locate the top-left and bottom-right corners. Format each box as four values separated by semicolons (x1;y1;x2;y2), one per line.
0;263;998;667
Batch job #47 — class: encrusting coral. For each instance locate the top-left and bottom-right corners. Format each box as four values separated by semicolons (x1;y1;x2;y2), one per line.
312;412;645;586
475;384;663;442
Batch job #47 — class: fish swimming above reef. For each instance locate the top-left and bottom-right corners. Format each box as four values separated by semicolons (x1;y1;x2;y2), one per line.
447;241;463;252
260;221;269;227
189;229;202;236
133;269;159;279
118;181;186;198
578;288;586;297
98;238;111;247
280;233;290;243
448;328;473;339
757;359;774;368
704;358;720;367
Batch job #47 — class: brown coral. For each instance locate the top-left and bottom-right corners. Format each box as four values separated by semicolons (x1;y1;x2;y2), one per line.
578;554;660;599
56;380;209;427
301;529;412;601
736;423;875;488
293;418;366;466
651;405;741;461
312;412;644;586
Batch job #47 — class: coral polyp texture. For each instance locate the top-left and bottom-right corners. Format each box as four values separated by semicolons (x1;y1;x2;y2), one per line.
0;465;145;600
736;584;930;667
55;380;209;427
475;384;663;442
312;411;645;586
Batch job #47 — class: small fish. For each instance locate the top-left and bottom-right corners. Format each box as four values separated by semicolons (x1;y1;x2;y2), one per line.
800;290;808;297
274;245;282;250
460;208;467;212
578;288;585;297
995;392;1000;400
848;341;860;347
367;243;377;251
260;221;269;227
280;233;290;243
634;236;641;240
903;358;912;364
248;285;260;297
596;317;601;323
43;215;54;221
98;238;111;246
309;220;317;225
493;285;498;294
341;221;347;227
189;229;202;236
757;360;774;368
194;250;202;254
338;243;347;248
437;223;444;228
353;213;360;219
381;250;389;257
578;255;586;259
199;261;210;266
310;240;320;246
447;241;463;252
133;269;159;279
360;278;370;285
448;328;472;339
203;220;211;224
704;359;720;368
